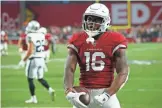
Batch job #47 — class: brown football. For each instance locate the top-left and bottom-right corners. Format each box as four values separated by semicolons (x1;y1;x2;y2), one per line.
73;86;90;105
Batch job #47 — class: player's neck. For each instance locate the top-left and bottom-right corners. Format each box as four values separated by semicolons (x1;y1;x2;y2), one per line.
93;33;103;40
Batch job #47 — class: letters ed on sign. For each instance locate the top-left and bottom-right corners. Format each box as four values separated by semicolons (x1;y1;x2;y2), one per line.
111;2;162;25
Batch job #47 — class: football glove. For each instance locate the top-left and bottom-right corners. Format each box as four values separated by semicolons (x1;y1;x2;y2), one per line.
18;48;23;53
94;92;110;106
18;60;26;68
66;91;88;108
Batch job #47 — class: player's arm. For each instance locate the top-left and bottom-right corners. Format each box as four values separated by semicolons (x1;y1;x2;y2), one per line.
23;37;33;61
5;35;8;41
106;48;129;96
18;37;22;48
64;48;88;108
18;36;33;67
64;48;77;94
18;37;24;53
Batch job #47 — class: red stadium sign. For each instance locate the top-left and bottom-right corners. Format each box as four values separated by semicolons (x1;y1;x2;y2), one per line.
1;1;162;30
1;2;20;30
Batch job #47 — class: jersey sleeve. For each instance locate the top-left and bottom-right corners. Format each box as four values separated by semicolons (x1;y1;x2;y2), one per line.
46;33;52;41
20;33;24;39
26;34;32;43
112;32;128;55
67;33;79;53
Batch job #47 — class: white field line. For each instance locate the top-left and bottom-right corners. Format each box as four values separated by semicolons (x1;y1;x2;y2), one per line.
1;58;65;69
1;58;162;69
46;78;162;81
1;88;162;92
4;46;161;56
128;78;162;81
128;47;161;52
1;77;162;81
3;107;71;108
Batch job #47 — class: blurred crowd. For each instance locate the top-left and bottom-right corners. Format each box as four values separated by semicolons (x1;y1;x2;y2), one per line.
117;24;162;43
3;24;162;44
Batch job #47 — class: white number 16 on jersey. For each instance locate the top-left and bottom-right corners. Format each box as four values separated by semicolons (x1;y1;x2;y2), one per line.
84;52;105;71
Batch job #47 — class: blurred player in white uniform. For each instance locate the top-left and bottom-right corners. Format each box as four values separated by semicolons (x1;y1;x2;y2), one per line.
18;20;55;103
0;31;8;55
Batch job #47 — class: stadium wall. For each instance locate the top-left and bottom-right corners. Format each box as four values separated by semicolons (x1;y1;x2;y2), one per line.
1;1;162;29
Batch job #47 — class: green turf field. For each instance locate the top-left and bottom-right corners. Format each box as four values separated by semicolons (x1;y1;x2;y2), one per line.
1;43;162;108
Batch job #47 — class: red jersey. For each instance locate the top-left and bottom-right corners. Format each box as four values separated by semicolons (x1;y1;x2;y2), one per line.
20;33;28;51
44;33;52;51
68;31;127;89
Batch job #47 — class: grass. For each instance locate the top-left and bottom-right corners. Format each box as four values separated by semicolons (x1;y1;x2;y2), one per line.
1;43;162;108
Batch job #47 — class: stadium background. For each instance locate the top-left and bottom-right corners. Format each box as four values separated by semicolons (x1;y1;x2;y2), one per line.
1;1;162;108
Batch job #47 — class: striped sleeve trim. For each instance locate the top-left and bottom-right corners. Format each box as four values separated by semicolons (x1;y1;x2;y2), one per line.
112;44;126;55
67;44;78;53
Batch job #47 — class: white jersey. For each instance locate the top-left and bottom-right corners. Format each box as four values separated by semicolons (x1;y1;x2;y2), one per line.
26;32;45;58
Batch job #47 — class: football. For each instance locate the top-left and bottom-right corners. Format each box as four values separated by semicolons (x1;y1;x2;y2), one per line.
73;86;90;105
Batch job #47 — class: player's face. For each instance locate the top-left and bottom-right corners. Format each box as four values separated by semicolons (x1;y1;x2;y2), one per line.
85;15;103;31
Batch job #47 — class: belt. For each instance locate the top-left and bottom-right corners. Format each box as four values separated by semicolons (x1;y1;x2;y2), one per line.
29;57;43;60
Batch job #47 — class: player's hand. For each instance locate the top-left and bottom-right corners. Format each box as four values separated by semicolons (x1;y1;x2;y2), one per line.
18;48;23;53
18;60;26;68
66;92;88;108
94;92;110;106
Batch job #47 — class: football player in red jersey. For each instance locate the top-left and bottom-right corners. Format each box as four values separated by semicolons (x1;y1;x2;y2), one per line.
1;31;8;55
64;3;129;108
44;32;52;63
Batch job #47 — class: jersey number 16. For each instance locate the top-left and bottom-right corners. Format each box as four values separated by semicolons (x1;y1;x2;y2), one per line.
84;52;105;71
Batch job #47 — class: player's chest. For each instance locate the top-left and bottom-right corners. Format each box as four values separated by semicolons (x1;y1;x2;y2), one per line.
78;41;113;59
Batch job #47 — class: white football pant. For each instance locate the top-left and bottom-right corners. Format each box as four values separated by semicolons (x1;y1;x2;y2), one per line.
25;57;45;79
0;42;8;55
0;43;4;51
4;42;8;51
